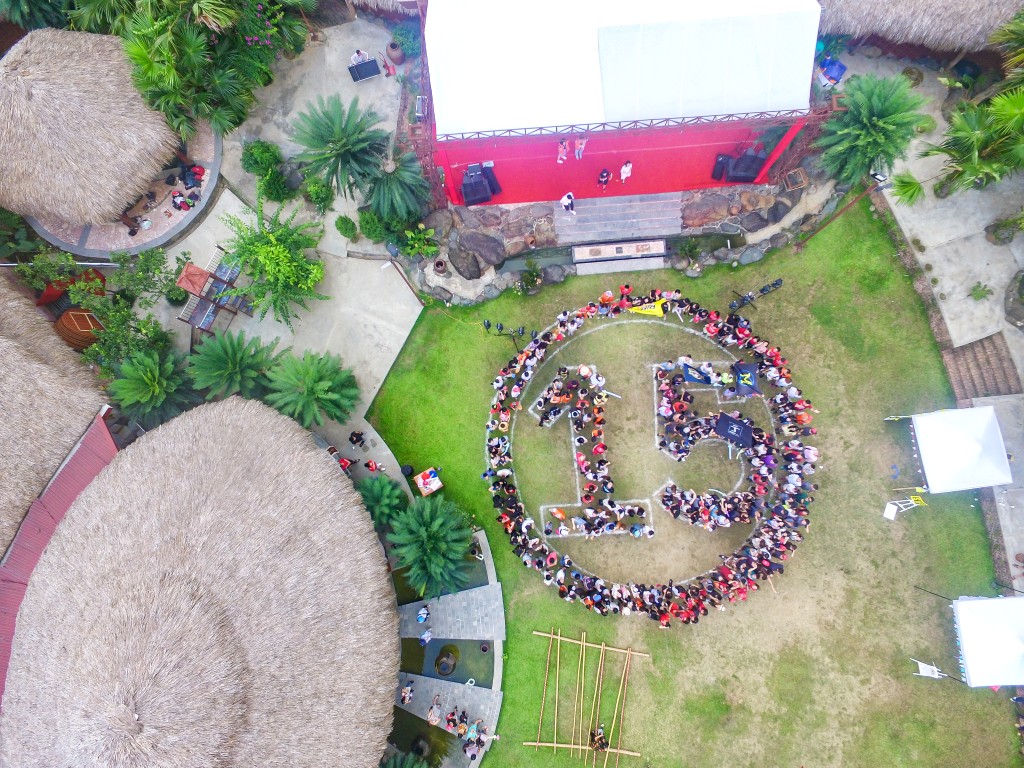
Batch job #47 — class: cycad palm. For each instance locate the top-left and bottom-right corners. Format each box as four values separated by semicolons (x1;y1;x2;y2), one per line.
381;753;430;768
188;330;281;400
369;151;431;222
991;10;1024;93
922;103;1009;190
357;474;409;530
293;95;390;198
815;74;926;184
387;494;473;599
0;0;68;30
108;349;197;429
264;352;360;428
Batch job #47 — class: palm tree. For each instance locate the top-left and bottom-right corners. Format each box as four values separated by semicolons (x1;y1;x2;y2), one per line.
387;494;473;599
381;753;430;768
263;351;360;428
987;10;1024;96
356;474;408;530
0;0;68;30
108;348;197;429
292;95;390;198
368;151;431;222
815;74;926;185
188;330;282;400
920;101;1013;191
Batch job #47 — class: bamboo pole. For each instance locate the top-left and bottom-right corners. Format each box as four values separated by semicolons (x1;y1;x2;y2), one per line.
532;631;650;658
602;649;630;768
578;631;587;757
614;649;634;768
570;631;584;756
590;643;608;768
535;627;555;751
521;742;641;757
586;643;606;763
554;629;562;754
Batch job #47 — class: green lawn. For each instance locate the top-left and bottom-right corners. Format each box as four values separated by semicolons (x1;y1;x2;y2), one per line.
369;198;1021;768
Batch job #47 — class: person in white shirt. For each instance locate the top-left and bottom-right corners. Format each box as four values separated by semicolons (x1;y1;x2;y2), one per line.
350;49;370;65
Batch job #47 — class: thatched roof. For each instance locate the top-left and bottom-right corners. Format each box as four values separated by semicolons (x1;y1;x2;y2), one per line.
0;29;178;225
819;0;1021;52
0;275;104;553
0;398;400;768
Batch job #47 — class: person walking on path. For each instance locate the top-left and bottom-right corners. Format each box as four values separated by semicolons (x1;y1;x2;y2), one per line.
574;135;588;160
598;168;611;192
560;192;576;215
557;139;568;164
619;160;633;184
349;430;365;448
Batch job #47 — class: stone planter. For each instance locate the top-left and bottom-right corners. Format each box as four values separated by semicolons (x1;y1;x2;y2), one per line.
387;42;405;65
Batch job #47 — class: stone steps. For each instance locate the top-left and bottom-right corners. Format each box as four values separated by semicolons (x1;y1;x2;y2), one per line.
399;583;506;641
554;192;683;245
942;332;1024;402
575;257;667;276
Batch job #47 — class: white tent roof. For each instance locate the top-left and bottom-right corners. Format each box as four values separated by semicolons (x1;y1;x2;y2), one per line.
953;596;1024;687
424;0;821;135
911;407;1012;494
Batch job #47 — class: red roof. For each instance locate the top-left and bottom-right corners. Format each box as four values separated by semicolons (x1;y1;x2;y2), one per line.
0;413;118;712
176;262;212;296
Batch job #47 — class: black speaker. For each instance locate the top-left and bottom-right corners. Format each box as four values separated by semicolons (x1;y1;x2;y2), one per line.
712;153;731;181
482;166;502;195
462;175;492;205
726;152;767;183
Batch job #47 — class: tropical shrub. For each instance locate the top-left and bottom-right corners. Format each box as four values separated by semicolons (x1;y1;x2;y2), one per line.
292;95;389;198
357;474;408;530
165;285;189;305
220;193;326;328
368;151;431;222
303;176;335;215
388;494;474;598
358;209;388;243
0;0;68;30
815;74;926;184
263;351;361;428
241;140;284;176
381;752;430;768
390;21;421;58
401;223;438;257
108;349;197;429
335;214;359;241
259;167;296;202
188;330;281;400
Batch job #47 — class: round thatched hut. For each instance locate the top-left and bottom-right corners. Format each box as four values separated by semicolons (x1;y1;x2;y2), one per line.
0;29;178;226
819;0;1021;52
0;275;104;553
0;398;400;768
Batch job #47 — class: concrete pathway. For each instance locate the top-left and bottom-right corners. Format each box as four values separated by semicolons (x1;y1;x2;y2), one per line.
399;583;506;641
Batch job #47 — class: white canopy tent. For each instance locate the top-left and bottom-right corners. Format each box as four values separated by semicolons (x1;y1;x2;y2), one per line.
424;0;821;135
911;407;1012;494
953;596;1024;687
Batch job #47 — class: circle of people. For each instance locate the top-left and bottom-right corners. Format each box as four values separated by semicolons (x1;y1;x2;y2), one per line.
483;285;820;628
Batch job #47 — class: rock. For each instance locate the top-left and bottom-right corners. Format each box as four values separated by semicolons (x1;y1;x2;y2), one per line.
506;240;527;256
477;208;502;227
767;199;793;224
682;193;730;228
423;209;453;240
500;216;533;239
711;247;730;262
740;211;768;232
533;218;557;247
531;202;554;218
685;266;704;278
720;222;742;235
778;187;803;207
738;246;765;266
480;284;502;300
986;222;1018;245
280;160;305;190
799;154;830;183
701;226;719;235
769;232;790;249
740;190;776;212
453;205;482;229
508;205;532;222
834;183;852;196
459;230;506;267
543;265;567;283
819;196;841;218
728;205;741;216
679;191;694;203
430;286;454;303
448;247;482;280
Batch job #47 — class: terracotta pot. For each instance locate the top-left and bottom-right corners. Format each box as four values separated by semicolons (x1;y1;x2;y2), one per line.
387;42;405;65
433;259;448;276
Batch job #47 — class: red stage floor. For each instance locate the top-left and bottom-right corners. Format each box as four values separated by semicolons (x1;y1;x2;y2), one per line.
434;120;798;206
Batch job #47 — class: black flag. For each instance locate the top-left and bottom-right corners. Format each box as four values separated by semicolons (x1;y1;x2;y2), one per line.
732;362;761;396
682;364;712;385
714;412;754;448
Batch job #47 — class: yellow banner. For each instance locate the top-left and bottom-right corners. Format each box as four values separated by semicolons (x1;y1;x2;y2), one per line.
627;299;666;316
909;495;927;507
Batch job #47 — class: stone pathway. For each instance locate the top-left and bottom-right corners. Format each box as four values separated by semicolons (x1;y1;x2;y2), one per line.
399;583;506;641
553;192;682;244
395;673;504;767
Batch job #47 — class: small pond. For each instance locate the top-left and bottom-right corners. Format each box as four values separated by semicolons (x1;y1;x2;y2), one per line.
389;705;455;768
401;638;496;688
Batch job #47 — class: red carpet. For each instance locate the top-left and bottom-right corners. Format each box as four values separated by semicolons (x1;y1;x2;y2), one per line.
434;120;800;206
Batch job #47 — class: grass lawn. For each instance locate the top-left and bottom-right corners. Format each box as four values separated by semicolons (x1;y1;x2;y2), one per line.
368;197;1021;768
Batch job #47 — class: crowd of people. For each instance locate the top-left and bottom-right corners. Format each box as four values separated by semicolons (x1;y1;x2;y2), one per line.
483;286;820;628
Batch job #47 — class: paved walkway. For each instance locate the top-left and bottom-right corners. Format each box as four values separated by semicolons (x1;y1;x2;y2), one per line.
395;673;504;767
399;583;506;641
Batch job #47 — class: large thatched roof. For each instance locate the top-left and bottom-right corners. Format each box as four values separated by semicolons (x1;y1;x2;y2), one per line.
0;275;104;553
0;29;178;225
0;398;399;768
819;0;1021;52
